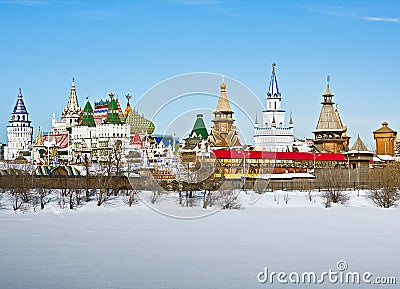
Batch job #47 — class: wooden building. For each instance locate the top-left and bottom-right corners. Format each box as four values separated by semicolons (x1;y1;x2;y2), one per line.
373;122;397;156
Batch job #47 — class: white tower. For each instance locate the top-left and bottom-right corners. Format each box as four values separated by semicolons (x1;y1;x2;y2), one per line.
5;89;34;160
62;78;82;131
254;63;294;151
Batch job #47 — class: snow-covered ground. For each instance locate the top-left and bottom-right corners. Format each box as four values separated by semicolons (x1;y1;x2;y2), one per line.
0;190;399;289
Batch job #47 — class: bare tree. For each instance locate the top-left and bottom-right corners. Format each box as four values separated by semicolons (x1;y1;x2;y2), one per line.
6;170;31;211
317;168;349;208
367;163;400;208
306;190;315;203
283;193;290;204
84;154;91;202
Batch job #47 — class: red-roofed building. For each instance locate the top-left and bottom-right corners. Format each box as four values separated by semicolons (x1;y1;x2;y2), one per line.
211;149;346;179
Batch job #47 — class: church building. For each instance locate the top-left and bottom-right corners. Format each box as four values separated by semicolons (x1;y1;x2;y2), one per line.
208;77;241;148
313;76;350;153
254;63;294;151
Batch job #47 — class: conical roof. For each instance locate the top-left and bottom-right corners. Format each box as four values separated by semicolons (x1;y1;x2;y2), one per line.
80;99;96;127
62;78;82;116
189;114;208;139
35;127;44;146
351;135;368;151
267;63;281;98
215;77;232;112
106;93;121;124
12;88;28;115
130;131;143;147
315;81;343;132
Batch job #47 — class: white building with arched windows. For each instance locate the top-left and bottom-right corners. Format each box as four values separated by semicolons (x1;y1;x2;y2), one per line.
254;64;294;152
5;89;33;160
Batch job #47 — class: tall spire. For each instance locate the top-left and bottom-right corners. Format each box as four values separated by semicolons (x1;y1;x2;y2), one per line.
289;111;293;128
267;63;281;98
35;127;44;145
124;94;132;117
215;75;232;112
63;77;82;117
323;75;334;103
254;112;259;125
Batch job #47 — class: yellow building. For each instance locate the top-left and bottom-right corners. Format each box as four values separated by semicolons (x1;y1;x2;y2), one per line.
373;122;397;156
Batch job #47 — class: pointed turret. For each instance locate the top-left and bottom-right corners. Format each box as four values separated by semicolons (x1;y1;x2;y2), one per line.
289;111;293;128
80;98;96;127
35;127;44;146
322;75;333;103
63;78;81;116
254;112;259;127
190;114;209;139
209;77;241;147
106;93;122;124
254;63;294;152
62;78;82;128
12;88;29;116
124;94;132;117
267;63;281;98
215;76;232;113
313;76;350;153
351;135;368;152
115;97;124;119
130;131;143;147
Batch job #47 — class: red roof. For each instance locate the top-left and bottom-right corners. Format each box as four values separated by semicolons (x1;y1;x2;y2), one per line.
212;150;346;161
130;131;143;147
42;134;69;148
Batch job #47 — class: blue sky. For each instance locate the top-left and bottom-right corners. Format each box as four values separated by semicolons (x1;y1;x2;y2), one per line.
1;0;399;149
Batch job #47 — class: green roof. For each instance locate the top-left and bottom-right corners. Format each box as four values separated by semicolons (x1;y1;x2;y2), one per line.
106;97;121;124
124;109;155;135
80;100;96;127
189;114;208;139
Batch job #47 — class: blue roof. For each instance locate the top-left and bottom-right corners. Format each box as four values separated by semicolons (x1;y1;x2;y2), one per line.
267;64;281;98
12;89;28;115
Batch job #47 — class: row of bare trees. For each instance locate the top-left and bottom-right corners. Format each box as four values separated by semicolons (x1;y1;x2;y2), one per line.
366;163;400;208
316;164;400;208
